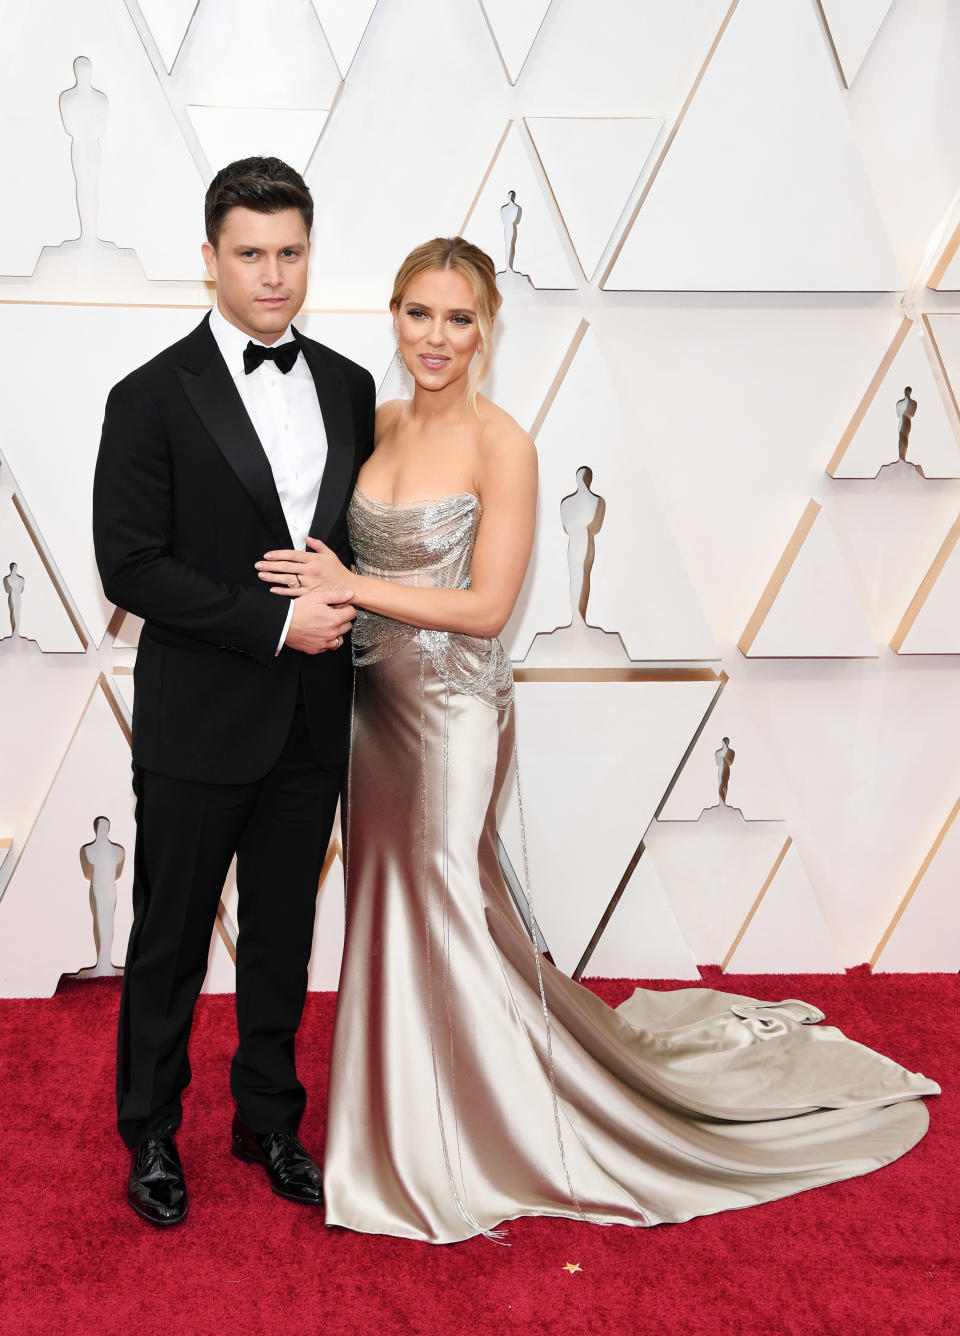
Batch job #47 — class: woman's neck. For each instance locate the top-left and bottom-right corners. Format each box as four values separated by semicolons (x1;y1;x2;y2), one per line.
407;378;474;430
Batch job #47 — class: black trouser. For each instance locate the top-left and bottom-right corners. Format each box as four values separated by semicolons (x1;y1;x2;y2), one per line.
116;697;341;1148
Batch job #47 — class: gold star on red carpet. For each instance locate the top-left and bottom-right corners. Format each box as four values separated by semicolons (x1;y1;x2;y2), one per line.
563;1262;582;1274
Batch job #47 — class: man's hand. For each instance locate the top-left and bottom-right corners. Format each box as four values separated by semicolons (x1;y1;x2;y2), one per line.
284;592;356;655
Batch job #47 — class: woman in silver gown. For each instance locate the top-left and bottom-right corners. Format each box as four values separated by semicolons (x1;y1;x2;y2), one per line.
257;238;939;1244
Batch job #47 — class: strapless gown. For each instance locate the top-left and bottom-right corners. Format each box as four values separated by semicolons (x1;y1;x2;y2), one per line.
322;490;939;1243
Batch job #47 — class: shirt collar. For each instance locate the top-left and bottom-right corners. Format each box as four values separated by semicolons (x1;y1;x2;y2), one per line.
208;302;295;379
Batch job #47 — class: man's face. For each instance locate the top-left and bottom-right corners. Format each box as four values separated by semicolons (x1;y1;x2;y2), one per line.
202;206;310;344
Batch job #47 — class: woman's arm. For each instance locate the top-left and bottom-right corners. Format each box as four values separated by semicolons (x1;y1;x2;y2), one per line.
357;426;536;637
258;422;537;639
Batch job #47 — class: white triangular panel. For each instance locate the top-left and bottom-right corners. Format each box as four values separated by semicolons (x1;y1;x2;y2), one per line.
0;497;84;652
480;0;552;82
742;503;877;657
725;842;844;973
497;679;718;975
0;304;201;648
461;122;580;289
485;305;584;434
826;469;959;646
113;613;142;650
519;0;732;118
187;106;329;177
830;321;960;479
893;515;960;654
648;811;790;964
309;0;378;78
873;800;960;971
1;0;206;278
138;0;199;72
586;852;699;980
504;329;717;662
659;682;791;821
176;1;341;110
819;0;894;87
526;117;662;279
303;3;505;309
0;679;134;997
308;844;346;992
299;312;394;384
606;0;901;290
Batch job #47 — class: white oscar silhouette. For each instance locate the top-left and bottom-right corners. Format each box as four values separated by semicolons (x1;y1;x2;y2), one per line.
3;562;25;637
523;467;631;667
896;386;917;463
76;816;125;978
496;190;533;290
31;56;142;285
500;190;521;273
59;56;109;241
715;736;735;805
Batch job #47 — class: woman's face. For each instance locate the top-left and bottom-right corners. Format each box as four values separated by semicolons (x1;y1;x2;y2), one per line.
393;267;481;394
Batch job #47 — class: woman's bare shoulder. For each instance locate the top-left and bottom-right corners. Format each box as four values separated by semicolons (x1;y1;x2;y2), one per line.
374;398;408;444
475;396;536;462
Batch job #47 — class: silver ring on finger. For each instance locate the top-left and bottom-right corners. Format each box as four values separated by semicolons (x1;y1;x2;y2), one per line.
293;574;301;588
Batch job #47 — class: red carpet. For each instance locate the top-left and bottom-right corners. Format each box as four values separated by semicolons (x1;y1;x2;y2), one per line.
0;968;955;1336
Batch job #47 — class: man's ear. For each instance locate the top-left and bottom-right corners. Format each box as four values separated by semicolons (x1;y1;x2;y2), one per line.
201;241;217;282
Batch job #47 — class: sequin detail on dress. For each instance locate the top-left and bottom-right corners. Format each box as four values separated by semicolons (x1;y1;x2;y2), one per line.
348;490;514;710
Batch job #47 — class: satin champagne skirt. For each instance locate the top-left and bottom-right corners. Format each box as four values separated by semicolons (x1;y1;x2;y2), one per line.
322;492;938;1243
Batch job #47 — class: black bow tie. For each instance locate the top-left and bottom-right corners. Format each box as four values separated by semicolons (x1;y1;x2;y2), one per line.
243;339;299;375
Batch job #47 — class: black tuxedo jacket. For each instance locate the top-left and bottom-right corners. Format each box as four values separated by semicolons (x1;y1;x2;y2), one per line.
93;313;375;784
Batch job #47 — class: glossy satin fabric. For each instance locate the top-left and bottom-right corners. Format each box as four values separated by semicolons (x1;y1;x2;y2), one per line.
322;492;939;1243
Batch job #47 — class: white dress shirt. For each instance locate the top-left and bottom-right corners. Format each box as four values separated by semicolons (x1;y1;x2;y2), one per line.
209;303;329;649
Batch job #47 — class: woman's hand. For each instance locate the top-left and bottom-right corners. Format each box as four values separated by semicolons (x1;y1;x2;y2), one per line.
256;537;353;601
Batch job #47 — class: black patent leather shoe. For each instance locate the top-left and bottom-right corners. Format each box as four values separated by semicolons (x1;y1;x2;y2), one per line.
128;1133;189;1227
230;1112;323;1205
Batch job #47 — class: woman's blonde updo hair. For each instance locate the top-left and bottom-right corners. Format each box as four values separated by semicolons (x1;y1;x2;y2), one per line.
390;237;502;412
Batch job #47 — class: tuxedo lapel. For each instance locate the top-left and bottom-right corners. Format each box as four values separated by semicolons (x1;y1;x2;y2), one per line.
176;318;293;547
295;332;357;541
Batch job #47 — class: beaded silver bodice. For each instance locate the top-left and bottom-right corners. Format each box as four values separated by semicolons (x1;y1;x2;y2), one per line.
347;489;514;709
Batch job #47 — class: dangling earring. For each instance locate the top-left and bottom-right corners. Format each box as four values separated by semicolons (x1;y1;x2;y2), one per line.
395;341;404;369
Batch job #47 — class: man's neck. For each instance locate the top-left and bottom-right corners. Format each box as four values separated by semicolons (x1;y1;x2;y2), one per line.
211;300;292;348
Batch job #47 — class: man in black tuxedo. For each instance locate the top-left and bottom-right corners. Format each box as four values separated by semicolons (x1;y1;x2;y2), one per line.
93;157;374;1226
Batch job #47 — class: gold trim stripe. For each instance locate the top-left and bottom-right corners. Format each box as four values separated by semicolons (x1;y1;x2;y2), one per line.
599;0;742;289
870;795;960;968
889;510;960;651
826;318;911;476
529;318;590;441
514;666;719;683
928;222;960;290
721;835;792;971
10;494;89;649
737;500;820;655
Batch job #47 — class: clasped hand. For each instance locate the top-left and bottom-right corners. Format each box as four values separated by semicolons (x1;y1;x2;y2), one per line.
256;537;356;655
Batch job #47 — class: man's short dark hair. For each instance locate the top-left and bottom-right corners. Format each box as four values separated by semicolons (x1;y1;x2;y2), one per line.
204;156;314;247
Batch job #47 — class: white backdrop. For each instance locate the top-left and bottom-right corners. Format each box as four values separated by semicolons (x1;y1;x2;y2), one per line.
2;0;960;996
